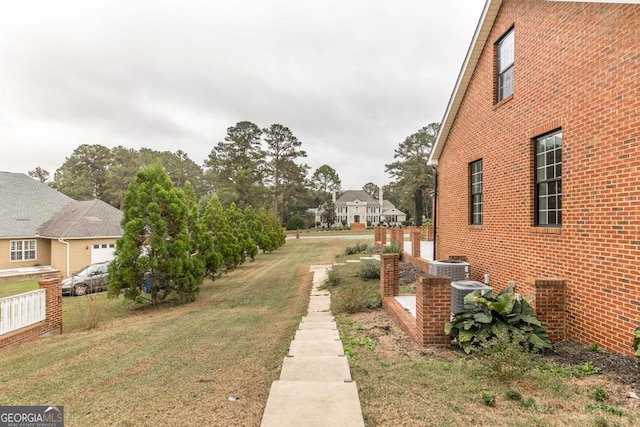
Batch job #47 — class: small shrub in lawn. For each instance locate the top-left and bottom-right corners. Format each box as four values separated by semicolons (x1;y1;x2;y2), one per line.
81;294;103;330
592;386;608;402
478;329;539;382
333;285;381;314
286;214;306;230
381;244;402;255
358;261;380;280
344;242;370;255
481;392;496;407
505;390;523;402
321;269;342;288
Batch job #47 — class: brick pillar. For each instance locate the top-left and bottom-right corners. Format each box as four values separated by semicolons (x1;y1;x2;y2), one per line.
380;227;387;245
521;278;566;342
374;226;380;244
410;227;421;258
391;228;403;248
380;253;399;297
38;278;63;335
415;274;451;346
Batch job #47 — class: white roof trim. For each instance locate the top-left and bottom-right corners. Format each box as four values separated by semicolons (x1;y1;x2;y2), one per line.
428;0;639;166
428;0;502;166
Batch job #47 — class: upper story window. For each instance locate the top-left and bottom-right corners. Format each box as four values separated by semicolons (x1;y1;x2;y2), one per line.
535;130;562;226
10;239;37;262
470;159;483;225
496;27;514;102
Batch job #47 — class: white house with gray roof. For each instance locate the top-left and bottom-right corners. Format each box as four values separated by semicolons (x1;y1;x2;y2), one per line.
0;172;123;277
315;189;406;228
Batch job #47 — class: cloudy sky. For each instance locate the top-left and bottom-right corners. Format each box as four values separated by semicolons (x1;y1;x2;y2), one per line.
0;0;485;190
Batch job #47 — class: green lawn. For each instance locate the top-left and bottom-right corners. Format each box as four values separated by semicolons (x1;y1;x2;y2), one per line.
0;238;344;426
0;280;39;299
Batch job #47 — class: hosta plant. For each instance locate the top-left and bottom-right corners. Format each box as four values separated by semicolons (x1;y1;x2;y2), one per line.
445;283;551;354
632;325;640;357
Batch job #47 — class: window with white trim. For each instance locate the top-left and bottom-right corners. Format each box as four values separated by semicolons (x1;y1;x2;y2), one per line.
535;130;562;226
10;240;37;262
470;159;483;225
496;27;514;102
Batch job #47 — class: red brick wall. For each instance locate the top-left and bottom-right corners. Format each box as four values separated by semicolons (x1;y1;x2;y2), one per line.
0;278;62;349
380;253;399;297
435;0;640;354
416;275;452;346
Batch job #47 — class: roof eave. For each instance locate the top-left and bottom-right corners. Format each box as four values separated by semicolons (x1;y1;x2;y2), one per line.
428;0;503;166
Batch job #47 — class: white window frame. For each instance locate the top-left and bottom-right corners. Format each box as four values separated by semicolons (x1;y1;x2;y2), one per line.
10;239;37;262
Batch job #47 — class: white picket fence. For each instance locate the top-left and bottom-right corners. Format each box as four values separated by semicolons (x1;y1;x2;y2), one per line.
0;289;46;335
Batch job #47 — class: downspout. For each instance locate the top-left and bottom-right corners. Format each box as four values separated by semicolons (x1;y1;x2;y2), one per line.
58;238;70;276
432;166;438;259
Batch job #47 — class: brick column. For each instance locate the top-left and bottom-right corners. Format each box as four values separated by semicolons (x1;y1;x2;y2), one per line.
374;226;381;244
521;278;566;342
416;274;451;346
380;253;399;297
410;227;421;258
380;227;387;245
38;278;63;335
391;228;403;248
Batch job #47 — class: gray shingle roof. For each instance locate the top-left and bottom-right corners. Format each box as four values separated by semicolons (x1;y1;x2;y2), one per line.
0;172;74;238
336;190;378;204
39;199;123;238
0;172;123;239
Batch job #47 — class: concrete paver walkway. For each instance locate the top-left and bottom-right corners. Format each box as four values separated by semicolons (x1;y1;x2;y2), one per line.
260;265;365;427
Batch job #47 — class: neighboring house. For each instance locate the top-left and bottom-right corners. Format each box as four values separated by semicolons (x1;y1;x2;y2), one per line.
0;172;123;277
428;0;639;354
315;189;406;227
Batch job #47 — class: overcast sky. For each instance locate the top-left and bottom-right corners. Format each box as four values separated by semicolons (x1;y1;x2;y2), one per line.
0;0;485;190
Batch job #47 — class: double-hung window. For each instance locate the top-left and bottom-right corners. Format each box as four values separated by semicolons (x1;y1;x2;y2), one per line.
496;28;514;102
470;159;483;225
535;131;562;226
10;239;37;262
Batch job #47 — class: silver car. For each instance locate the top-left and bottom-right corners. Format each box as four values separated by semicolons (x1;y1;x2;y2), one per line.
61;261;110;296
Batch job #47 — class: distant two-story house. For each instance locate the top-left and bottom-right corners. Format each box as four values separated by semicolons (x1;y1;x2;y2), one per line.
0;172;123;278
428;0;639;354
315;190;406;227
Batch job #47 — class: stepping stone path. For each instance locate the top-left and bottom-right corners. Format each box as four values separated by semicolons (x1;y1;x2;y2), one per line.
260;264;366;427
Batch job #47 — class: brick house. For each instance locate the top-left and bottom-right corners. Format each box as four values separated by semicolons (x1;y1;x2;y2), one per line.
428;0;639;354
0;172;122;279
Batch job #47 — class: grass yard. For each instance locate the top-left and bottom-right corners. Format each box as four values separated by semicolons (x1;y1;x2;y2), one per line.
0;280;39;299
0;238;349;427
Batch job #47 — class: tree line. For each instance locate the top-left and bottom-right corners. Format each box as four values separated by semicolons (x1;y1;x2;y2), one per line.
107;163;286;306
29;120;439;226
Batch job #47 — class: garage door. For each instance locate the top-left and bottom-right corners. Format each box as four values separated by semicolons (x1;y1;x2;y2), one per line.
91;243;116;264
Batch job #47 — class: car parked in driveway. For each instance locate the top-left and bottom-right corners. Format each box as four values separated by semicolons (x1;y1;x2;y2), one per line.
61;261;111;296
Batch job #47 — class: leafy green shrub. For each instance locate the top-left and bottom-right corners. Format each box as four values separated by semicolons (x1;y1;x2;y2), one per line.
358;261;380;280
481;392;496;407
286;214;306;230
382;244;402;255
321;269;342;288
344;242;370;255
536;361;601;378
333;284;381;314
632;325;640;357
479;329;539;381
592;386;608;402
445;283;551;354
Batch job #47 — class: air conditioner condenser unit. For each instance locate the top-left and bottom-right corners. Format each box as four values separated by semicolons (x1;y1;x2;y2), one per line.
429;260;470;282
451;280;492;316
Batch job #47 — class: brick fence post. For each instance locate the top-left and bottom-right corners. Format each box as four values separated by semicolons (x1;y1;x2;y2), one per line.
521;278;566;342
416;274;451;346
380;227;387;245
410;227;421;258
380;253;399;297
38;278;63;335
374;226;380;244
